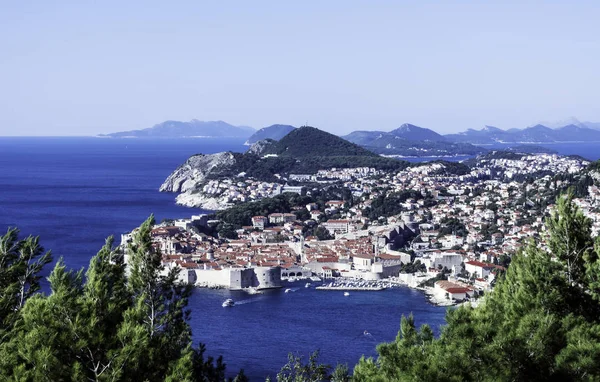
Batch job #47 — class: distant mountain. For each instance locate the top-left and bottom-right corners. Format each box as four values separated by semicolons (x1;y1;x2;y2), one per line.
244;124;296;145
583;121;600;131
341;130;386;146
343;123;485;157
265;126;379;158
445;123;600;144
536;117;586;129
557;124;600;141
513;124;556;142
101;120;255;138
534;117;600;130
445;126;512;144
388;123;447;141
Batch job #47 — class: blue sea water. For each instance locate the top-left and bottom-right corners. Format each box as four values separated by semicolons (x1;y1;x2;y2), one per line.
1;137;597;379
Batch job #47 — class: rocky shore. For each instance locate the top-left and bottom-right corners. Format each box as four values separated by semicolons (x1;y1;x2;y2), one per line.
160;152;236;193
160;152;239;209
174;192;231;210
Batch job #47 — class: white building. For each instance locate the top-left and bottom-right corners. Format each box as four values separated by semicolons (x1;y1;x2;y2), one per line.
322;220;352;235
434;280;473;302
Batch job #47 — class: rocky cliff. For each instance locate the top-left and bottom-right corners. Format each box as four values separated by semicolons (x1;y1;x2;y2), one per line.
246;139;274;156
159;152;236;193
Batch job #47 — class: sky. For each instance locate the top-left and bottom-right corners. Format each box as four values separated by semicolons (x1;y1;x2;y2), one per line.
1;1;599;136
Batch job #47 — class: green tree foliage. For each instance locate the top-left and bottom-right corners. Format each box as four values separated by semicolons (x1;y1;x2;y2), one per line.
217;193;313;228
427;161;471;176
0;217;242;381
275;351;330;382
353;193;600;381
399;259;426;274
215;187;355;229
271;350;350;382
545;193;596;285
437;217;467;238
313;226;333;241
365;190;424;220
0;229;52;340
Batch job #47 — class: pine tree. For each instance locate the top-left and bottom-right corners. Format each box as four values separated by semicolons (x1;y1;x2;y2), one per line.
0;228;52;339
122;215;194;381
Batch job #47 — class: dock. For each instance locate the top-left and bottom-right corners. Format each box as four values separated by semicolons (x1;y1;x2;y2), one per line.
315;286;386;291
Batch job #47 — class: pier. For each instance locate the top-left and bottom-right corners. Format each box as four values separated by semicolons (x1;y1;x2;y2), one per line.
315;286;385;291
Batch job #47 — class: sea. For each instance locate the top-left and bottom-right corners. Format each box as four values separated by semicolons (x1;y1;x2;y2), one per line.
0;137;599;380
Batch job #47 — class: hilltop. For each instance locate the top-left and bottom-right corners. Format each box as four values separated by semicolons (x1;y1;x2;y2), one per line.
100;120;255;138
263;126;380;157
160;126;409;208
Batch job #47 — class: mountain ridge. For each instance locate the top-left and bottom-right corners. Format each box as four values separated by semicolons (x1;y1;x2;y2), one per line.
100;120;255;138
100;118;600;143
343;123;485;157
445;123;600;144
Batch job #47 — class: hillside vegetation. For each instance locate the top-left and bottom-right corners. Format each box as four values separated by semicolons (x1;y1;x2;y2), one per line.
264;126;380;158
203;126;410;182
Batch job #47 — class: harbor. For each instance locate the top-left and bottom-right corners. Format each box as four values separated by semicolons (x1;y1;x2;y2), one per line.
191;281;447;379
313;278;394;291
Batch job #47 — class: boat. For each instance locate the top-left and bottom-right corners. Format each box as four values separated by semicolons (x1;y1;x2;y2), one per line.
310;276;321;282
344;292;350;296
245;287;262;295
222;298;235;307
305;282;311;288
285;288;292;293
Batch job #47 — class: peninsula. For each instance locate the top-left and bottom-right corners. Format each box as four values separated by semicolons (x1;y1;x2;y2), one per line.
160;126;409;208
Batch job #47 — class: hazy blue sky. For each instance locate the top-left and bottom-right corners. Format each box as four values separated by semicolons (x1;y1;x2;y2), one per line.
1;1;599;136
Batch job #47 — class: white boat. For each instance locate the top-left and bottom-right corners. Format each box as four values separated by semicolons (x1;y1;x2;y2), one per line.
344;292;350;296
285;288;292;293
305;282;311;288
310;276;321;282
245;287;262;295
222;298;235;307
